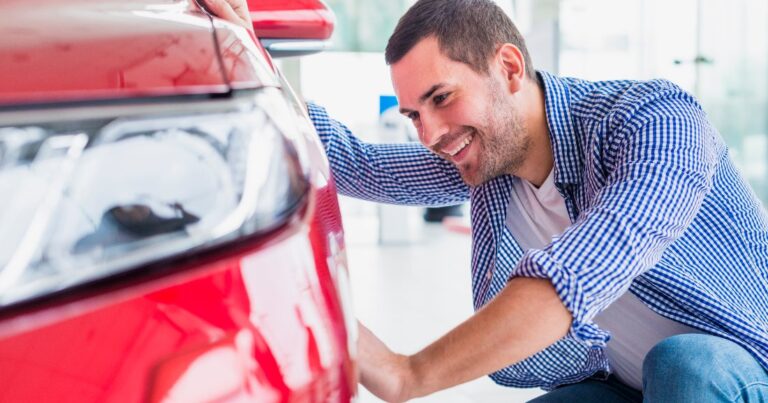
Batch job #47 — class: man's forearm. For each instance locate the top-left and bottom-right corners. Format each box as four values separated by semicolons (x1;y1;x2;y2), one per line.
407;277;572;398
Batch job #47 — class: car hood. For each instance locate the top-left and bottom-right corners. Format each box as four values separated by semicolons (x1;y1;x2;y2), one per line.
0;0;263;106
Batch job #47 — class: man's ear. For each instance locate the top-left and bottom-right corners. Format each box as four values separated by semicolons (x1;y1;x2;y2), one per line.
496;43;526;94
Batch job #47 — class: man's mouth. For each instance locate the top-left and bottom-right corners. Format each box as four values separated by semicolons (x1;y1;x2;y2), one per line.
443;132;475;157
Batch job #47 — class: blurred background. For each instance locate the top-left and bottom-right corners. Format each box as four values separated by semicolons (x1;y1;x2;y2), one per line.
278;1;768;401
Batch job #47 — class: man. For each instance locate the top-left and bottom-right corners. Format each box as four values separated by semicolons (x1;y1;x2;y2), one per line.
207;0;768;401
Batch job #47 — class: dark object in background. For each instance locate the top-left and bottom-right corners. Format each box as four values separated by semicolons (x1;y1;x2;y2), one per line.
424;204;464;223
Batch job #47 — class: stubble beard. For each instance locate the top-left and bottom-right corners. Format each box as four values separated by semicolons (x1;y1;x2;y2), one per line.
460;83;530;187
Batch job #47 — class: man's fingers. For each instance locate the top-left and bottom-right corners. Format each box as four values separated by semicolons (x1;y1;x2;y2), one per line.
200;0;253;33
200;0;229;16
227;0;251;21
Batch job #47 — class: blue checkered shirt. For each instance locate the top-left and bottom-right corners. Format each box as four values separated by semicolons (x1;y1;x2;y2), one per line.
307;71;768;390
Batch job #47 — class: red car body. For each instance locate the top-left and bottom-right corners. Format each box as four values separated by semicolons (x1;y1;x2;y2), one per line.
0;1;356;402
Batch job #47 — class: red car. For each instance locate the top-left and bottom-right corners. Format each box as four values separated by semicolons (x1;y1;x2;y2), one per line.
0;0;357;402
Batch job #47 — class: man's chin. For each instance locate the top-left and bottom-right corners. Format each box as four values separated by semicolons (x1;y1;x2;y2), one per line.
459;169;484;187
458;162;500;187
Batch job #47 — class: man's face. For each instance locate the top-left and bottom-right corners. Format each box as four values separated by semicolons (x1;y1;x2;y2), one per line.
391;36;530;186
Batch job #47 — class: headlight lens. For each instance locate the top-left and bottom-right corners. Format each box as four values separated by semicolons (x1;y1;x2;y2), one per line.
0;90;310;306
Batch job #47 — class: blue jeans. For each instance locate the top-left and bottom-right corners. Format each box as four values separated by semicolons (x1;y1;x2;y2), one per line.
529;334;768;402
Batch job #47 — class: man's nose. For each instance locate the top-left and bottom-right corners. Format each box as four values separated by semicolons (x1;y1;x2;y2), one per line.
419;112;449;149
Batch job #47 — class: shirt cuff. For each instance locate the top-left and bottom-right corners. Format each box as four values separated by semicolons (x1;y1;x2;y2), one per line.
306;102;327;127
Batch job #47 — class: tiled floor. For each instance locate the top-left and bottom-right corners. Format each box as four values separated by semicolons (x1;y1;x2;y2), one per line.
342;202;545;402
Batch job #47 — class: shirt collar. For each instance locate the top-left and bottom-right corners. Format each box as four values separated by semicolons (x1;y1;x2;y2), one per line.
537;71;584;186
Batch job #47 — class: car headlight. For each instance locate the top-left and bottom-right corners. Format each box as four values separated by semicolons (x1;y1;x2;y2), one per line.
0;89;310;307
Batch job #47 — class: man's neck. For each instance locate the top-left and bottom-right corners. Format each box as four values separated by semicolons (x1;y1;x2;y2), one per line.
513;76;554;187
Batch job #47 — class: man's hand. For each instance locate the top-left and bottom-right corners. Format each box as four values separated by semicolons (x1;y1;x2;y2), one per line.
357;322;417;402
199;0;253;34
359;278;572;400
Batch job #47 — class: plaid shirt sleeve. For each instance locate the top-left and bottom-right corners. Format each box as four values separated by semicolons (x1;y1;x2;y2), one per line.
307;102;470;206
513;87;718;346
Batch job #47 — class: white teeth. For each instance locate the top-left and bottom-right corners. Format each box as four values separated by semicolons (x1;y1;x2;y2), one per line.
447;136;473;156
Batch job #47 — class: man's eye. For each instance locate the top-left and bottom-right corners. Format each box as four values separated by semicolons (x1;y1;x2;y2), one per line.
433;93;449;105
408;112;420;121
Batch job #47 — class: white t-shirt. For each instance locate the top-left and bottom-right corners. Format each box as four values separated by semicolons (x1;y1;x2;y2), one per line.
505;170;700;391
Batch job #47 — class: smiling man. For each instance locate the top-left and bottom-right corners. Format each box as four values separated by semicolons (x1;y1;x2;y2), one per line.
392;37;542;189
207;0;768;401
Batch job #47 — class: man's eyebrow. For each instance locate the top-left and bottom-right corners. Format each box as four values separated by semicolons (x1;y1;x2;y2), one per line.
398;83;447;115
418;83;446;103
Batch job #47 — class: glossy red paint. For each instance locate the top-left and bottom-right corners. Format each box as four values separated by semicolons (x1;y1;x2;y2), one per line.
0;1;237;106
0;221;353;402
249;0;335;40
212;19;278;90
307;177;358;393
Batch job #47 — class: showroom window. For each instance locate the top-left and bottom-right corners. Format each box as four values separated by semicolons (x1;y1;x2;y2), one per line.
560;0;768;202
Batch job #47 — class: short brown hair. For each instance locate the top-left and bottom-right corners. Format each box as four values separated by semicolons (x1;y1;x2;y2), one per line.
385;0;534;77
